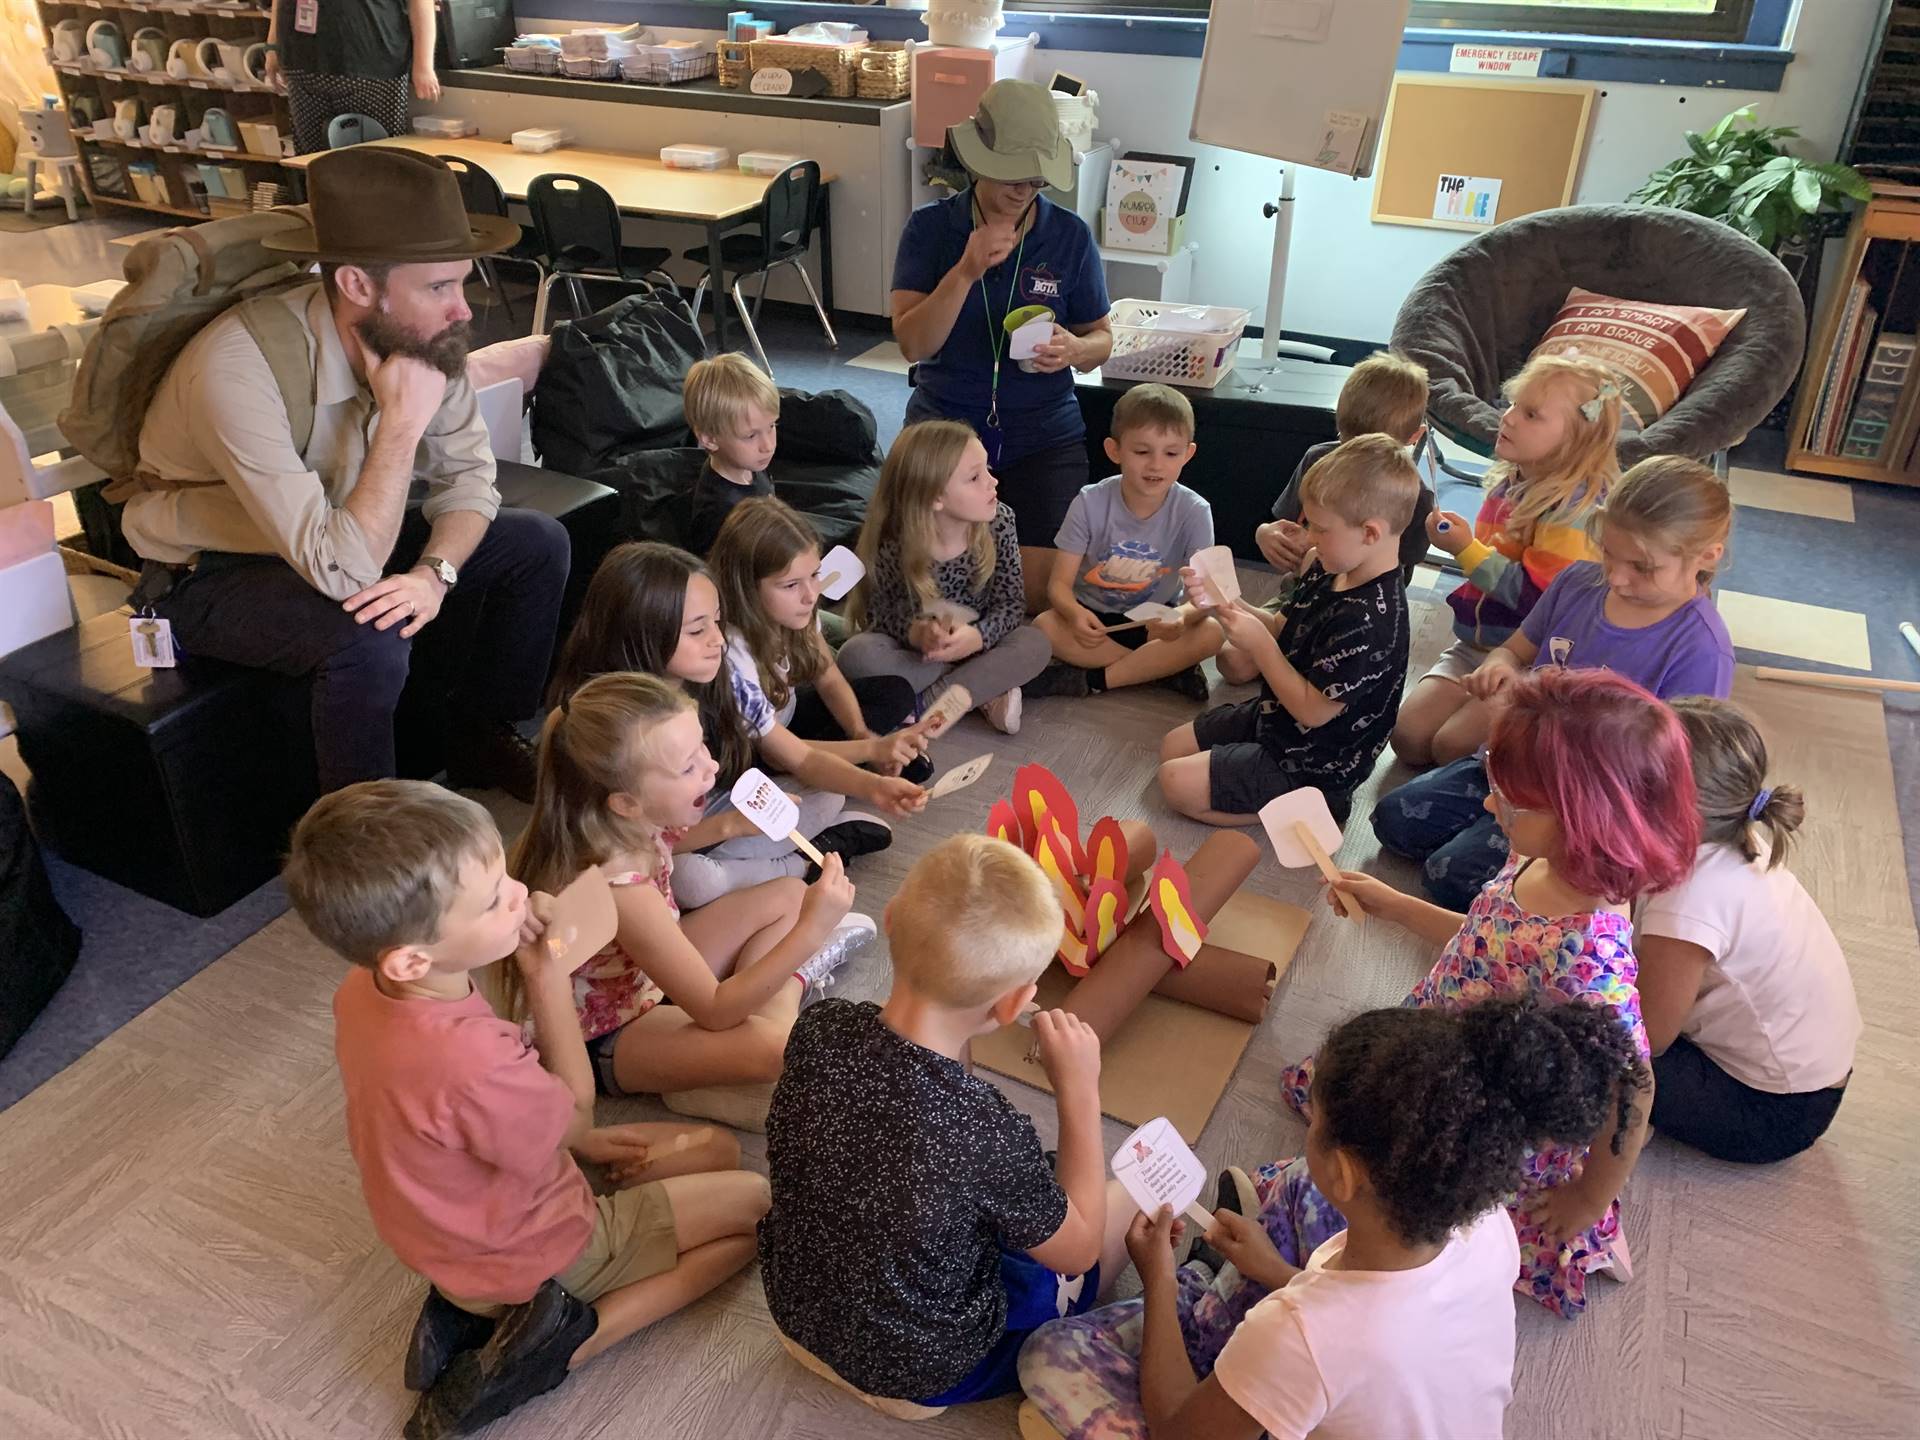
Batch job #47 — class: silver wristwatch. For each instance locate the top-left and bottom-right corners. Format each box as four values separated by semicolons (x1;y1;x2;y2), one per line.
419;554;459;591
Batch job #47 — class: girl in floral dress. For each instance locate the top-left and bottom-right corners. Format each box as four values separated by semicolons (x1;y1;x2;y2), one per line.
501;672;870;1110
1284;666;1700;1317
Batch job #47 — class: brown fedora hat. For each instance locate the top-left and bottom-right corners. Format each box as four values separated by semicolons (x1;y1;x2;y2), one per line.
262;147;521;263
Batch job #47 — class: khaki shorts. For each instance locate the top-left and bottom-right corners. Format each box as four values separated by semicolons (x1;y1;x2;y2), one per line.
1421;639;1490;686
447;1182;679;1317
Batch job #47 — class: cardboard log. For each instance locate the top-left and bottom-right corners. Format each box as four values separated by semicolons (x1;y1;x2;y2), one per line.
1062;831;1259;1042
1149;891;1297;1023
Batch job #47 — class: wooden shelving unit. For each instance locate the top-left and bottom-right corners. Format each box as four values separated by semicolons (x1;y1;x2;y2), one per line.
35;0;296;221
1787;185;1920;488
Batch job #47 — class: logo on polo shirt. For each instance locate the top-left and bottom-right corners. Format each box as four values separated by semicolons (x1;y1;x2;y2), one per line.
1023;265;1062;301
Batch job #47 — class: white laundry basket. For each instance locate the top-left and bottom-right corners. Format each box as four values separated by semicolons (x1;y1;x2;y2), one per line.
1102;301;1251;389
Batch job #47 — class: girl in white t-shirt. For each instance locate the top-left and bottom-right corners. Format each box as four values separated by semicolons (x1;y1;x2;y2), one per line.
1016;997;1649;1440
1636;698;1861;1163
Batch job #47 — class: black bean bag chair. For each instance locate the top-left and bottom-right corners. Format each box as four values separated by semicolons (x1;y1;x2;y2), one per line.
581;388;882;556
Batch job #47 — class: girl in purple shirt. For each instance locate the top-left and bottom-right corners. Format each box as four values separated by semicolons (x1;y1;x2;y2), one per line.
1374;456;1735;909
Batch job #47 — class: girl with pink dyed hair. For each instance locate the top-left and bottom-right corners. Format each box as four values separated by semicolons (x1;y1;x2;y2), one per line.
1277;667;1700;1320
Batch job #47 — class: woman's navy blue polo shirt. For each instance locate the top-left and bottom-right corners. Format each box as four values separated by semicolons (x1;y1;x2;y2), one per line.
892;190;1110;467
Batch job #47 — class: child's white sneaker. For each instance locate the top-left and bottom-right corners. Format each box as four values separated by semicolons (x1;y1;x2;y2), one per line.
982;686;1023;735
796;912;877;996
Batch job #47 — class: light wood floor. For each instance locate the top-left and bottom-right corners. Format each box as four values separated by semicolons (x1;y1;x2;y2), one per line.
1;596;1916;1439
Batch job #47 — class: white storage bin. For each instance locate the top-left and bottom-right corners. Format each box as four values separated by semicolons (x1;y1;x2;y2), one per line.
738;150;803;176
662;143;730;170
412;114;477;137
1103;300;1251;390
512;126;569;153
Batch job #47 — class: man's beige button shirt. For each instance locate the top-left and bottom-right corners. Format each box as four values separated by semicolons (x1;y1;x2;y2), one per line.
123;282;499;601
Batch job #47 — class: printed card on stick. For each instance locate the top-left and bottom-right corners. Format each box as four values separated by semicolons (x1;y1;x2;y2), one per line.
1186;545;1241;609
1111;1116;1214;1229
915;684;972;740
814;545;864;602
927;753;993;801
730;768;826;866
1258;786;1360;923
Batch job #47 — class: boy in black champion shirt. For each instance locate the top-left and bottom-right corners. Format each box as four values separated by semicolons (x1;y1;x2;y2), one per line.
759;834;1134;1406
1158;434;1418;827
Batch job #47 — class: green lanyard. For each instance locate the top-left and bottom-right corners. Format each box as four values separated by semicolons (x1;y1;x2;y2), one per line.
977;199;1032;434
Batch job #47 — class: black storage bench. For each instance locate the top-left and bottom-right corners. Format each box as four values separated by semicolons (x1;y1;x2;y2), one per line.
0;470;620;918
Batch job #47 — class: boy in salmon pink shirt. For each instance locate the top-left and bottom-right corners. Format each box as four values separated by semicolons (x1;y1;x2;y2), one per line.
287;780;769;1439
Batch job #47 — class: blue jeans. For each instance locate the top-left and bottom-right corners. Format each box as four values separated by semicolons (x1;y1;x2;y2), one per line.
1370;757;1510;911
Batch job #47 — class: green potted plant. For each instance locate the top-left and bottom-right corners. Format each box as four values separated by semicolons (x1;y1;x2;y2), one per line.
1628;105;1871;250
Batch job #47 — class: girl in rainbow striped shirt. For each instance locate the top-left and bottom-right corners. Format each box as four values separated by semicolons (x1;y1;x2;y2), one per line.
1391;353;1622;768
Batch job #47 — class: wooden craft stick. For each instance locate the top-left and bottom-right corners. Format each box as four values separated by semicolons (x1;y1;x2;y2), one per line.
1755;665;1920;695
1294;821;1361;925
1101;619;1148;635
818;571;841;592
1184;1200;1217;1229
790;830;826;867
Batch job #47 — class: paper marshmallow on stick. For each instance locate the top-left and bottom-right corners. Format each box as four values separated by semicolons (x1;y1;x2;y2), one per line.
814;545;864;601
1186;545;1242;609
1111;1117;1216;1229
1147;850;1208;966
914;684;973;741
1258;786;1360;923
729;769;826;867
927;753;993;801
546;864;619;966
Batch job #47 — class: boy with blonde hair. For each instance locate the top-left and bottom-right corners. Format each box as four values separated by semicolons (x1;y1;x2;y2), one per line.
1162;434;1417;827
759;834;1136;1406
683;352;781;554
289;779;769;1438
1224;351;1431;683
1030;382;1222;702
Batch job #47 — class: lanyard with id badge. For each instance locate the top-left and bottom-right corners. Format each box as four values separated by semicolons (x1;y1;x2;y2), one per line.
976;201;1033;470
294;0;318;33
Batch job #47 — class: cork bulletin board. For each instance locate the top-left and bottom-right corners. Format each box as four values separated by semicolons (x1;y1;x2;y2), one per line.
1370;74;1597;232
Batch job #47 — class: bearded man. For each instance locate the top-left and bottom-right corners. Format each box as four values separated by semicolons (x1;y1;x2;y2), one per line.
120;148;566;800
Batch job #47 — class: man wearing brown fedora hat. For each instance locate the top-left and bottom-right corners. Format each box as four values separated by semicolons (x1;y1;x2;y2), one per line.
120;147;566;801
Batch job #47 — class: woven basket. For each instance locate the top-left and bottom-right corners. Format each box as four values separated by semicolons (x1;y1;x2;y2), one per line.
716;39;750;88
748;37;867;99
854;41;912;100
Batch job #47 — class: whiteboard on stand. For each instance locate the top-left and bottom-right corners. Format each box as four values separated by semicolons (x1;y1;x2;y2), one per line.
1191;0;1413;179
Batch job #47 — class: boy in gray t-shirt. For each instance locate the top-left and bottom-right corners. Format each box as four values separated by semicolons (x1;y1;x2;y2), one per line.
1028;385;1223;701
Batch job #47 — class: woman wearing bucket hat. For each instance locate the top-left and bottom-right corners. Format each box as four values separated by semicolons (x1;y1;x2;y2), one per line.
892;78;1113;610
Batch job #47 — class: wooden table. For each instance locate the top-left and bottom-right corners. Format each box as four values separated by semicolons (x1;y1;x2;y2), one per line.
286;135;836;351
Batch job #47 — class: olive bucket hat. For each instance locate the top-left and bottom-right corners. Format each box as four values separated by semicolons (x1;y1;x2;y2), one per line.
948;78;1073;192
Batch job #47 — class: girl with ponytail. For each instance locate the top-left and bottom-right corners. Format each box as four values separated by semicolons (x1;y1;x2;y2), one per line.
1017;997;1648;1440
1635;698;1860;1163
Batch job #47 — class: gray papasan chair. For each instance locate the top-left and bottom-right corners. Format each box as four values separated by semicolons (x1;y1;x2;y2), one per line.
1389;203;1806;466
